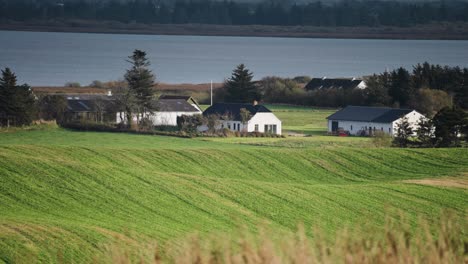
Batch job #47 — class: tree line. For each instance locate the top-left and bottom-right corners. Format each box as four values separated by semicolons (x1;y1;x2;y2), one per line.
2;0;468;27
249;62;467;118
0;49;157;128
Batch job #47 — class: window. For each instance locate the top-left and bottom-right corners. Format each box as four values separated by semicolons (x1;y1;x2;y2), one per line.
228;123;231;130
263;125;277;134
255;124;259;132
350;125;353;131
237;123;240;131
381;127;383;131
389;128;391;133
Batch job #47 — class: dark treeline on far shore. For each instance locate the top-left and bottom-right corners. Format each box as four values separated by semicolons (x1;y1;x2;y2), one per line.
2;0;468;28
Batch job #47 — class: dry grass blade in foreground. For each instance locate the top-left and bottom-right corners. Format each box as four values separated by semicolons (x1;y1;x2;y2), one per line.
103;212;467;264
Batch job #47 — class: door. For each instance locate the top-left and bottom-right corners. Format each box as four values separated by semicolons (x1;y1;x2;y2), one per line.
331;121;339;132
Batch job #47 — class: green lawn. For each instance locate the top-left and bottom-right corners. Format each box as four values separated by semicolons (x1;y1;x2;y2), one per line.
266;104;337;135
0;105;467;263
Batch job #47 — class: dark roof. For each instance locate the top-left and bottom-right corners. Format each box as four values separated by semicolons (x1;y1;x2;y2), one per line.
156;99;200;112
65;94;113;101
159;95;192;100
327;106;414;123
203;103;271;121
66;99;112;112
305;78;363;90
66;95;200;113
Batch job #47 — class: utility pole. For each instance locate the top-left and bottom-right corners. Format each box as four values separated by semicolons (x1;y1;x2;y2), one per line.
210;80;213;106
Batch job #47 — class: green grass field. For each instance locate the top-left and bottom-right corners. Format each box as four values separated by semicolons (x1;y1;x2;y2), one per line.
0;107;467;263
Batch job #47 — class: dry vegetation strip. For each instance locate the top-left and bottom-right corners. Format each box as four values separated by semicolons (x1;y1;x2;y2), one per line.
404;173;468;189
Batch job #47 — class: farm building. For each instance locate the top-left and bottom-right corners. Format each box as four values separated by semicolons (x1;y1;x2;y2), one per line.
65;94;202;126
64;94;115;123
327;106;425;136
198;103;282;135
116;95;202;126
305;77;366;91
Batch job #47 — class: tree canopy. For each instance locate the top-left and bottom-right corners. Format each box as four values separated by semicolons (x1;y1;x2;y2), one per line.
124;49;157;123
0;68;36;126
224;64;259;103
1;0;467;28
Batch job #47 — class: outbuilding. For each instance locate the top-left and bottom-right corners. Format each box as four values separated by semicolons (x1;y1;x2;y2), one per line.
327;106;425;136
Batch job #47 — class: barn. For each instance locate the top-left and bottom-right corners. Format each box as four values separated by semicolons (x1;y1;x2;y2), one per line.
116;95;202;126
327;106;426;136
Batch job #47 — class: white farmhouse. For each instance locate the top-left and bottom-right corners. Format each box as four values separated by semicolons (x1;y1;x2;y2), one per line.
327;106;426;136
198;103;282;135
117;96;202;126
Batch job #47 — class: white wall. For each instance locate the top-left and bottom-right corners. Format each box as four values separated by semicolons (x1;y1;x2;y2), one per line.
247;112;282;135
117;111;201;126
328;110;426;136
328;120;393;135
198;112;282;135
392;111;426;136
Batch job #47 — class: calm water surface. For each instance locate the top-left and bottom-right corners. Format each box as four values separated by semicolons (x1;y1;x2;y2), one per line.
1;30;467;86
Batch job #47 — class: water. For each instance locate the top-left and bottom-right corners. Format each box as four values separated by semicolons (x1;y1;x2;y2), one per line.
1;30;467;86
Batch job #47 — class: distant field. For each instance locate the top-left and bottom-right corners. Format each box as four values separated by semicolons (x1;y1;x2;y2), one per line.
266;104;337;135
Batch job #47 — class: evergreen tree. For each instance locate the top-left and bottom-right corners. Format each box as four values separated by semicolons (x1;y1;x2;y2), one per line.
389;67;414;107
416;117;434;147
432;107;468;147
224;64;259;103
124;49;156;124
364;74;391;106
0;68;36;126
393;117;413;147
0;68;16;124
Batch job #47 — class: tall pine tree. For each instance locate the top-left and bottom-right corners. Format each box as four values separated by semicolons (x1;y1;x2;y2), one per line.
124;49;156;124
224;64;259;103
0;68;36;126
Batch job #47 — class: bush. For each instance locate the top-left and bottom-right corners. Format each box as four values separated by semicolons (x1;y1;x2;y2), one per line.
65;82;81;88
89;80;105;88
372;131;392;147
138;117;153;131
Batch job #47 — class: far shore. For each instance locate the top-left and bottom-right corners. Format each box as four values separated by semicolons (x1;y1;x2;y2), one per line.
32;82;224;94
2;20;468;40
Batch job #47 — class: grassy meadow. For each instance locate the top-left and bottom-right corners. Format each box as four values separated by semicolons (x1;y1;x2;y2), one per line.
0;106;467;263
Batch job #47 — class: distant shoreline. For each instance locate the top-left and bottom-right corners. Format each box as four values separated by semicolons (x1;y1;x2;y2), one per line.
2;21;468;40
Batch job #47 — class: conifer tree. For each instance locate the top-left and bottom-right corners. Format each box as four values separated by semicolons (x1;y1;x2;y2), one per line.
0;68;36;126
393;117;413;147
224;64;259;103
124;49;156;123
432;107;468;147
416;117;434;147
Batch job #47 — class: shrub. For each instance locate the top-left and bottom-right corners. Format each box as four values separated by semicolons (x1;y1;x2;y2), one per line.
138;117;153;131
372;131;392;147
89;80;105;88
65;82;81;88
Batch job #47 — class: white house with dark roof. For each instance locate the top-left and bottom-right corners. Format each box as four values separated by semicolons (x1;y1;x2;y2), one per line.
327;106;425;136
117;95;202;126
198;103;282;135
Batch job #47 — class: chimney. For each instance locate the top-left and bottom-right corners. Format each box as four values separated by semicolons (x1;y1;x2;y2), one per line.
253;100;258;106
322;76;327;80
107;90;112;96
